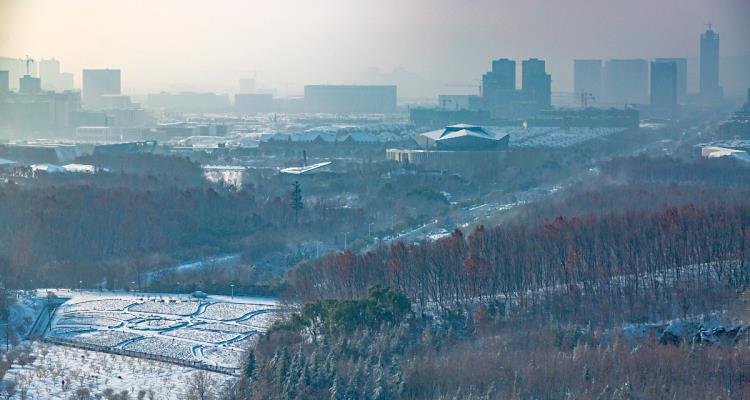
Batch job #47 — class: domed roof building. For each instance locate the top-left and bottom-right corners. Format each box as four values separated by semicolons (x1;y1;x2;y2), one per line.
416;124;509;151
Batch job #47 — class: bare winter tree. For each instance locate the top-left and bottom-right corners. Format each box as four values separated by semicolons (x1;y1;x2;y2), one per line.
185;370;215;400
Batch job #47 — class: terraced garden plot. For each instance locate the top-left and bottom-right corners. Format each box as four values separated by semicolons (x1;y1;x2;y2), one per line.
54;330;141;347
66;298;135;312
200;302;268;321
50;326;96;336
124;337;197;361
47;293;278;371
193;322;254;334
238;311;279;329
127;317;186;331
202;347;245;369
56;315;126;328
161;327;241;344
129;300;201;315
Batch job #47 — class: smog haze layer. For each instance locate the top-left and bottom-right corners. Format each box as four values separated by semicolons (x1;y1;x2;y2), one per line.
1;0;749;98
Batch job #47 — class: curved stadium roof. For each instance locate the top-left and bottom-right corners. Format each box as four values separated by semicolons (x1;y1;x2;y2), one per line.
417;124;510;151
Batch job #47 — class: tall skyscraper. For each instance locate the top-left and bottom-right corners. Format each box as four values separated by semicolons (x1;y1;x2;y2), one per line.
521;58;552;110
650;61;677;113
19;75;41;94
482;58;516;114
0;70;8;94
58;72;75;91
574;59;603;101
0;57;36;91
655;58;687;103
39;58;61;91
603;59;649;105
83;69;121;109
700;27;722;101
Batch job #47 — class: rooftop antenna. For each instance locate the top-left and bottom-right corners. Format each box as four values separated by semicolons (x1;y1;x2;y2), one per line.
24;55;34;76
706;22;713;31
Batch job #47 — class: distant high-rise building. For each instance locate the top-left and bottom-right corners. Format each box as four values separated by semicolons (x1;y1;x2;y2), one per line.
83;69;121;109
650;61;677;113
574;59;602;102
0;57;36;91
482;58;516;114
655;58;687;103
522;58;552;110
700;27;722;101
58;72;75;91
39;58;61;91
603;59;649;105
19;75;41;94
239;78;256;94
0;70;8;94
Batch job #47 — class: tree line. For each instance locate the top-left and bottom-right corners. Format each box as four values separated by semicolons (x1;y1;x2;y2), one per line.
288;197;750;323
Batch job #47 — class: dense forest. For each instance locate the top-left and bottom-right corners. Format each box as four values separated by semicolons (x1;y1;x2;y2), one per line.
228;155;750;399
0;153;452;291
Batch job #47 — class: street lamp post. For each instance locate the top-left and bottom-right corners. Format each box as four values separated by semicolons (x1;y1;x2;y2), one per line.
344;232;348;249
230;284;235;299
79;280;82;292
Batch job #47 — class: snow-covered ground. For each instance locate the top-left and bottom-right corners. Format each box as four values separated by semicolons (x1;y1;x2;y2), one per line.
44;291;279;372
0;293;45;343
3;341;233;399
502;126;627;148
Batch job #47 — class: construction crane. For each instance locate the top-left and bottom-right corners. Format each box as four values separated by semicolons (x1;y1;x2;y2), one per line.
24;55;34;76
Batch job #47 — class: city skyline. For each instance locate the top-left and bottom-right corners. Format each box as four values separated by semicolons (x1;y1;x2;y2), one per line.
1;0;749;98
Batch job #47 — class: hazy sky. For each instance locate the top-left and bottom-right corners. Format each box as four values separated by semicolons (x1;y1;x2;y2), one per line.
1;0;749;98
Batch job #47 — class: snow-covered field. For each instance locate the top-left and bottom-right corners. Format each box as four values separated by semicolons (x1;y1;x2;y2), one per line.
0;293;46;343
45;291;279;373
502;126;628;148
3;341;233;399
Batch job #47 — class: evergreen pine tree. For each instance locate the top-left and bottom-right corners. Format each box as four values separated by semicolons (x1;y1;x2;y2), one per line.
244;350;256;379
330;374;345;400
291;181;303;224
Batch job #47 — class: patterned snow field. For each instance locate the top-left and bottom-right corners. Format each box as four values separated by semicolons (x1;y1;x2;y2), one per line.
63;331;141;348
123;337;197;361
161;327;240;344
193;322;254;333
201;302;267;321
238;311;280;330
3;342;234;399
47;292;278;371
128;300;200;316
500;126;628;148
